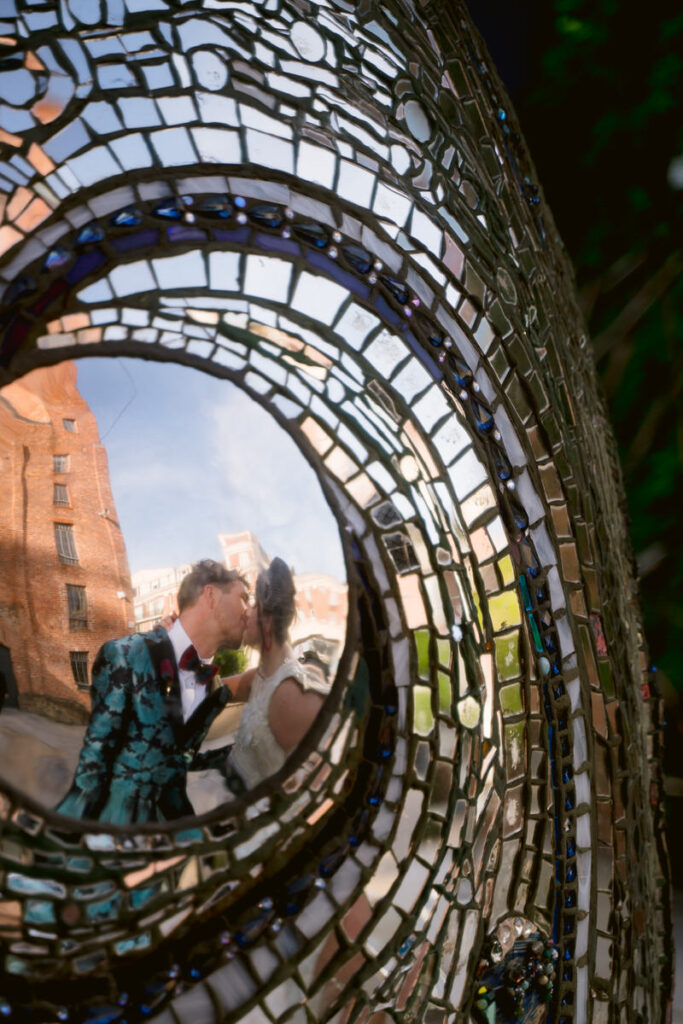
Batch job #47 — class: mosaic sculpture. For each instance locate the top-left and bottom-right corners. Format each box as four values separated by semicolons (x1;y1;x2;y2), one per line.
0;1;670;1021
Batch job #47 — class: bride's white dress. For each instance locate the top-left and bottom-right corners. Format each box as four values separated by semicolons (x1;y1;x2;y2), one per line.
230;649;329;789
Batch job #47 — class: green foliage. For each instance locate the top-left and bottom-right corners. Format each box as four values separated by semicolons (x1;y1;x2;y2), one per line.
213;646;249;677
511;0;683;693
661;14;683;40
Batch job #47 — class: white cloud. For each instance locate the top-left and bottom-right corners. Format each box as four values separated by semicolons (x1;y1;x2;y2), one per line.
207;390;345;578
78;357;345;581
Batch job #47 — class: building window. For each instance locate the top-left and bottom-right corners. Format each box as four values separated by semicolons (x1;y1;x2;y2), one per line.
62;418;77;433
54;522;79;564
66;584;87;629
53;454;69;473
70;651;89;687
53;483;69;506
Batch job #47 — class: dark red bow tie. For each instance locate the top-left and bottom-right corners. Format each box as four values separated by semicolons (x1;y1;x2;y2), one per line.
179;644;219;686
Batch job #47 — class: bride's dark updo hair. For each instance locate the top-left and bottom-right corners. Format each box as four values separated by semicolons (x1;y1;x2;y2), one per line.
256;557;296;644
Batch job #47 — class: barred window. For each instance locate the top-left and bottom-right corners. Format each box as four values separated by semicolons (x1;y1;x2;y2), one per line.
53;483;69;506
66;584;87;629
63;418;76;432
54;523;79;564
53;454;69;473
69;651;89;688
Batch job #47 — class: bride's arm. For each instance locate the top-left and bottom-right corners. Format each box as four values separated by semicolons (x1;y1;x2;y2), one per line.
221;666;257;701
268;678;324;754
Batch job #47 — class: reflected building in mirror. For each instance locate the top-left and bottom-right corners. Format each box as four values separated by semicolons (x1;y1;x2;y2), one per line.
132;563;193;632
133;530;348;676
0;363;135;721
221;532;348;675
219;530;269;589
288;571;347;676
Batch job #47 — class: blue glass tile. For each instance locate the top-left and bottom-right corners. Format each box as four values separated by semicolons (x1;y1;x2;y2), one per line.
75;222;105;245
341;244;372;274
84;1005;125;1024
373;293;402;328
293;221;329;248
306;249;370;298
110;207;142;227
197;195;232;219
152;197;183;220
167;225;207;243
380;274;409;305
110;229;160;253
248;203;285;229
493;445;512;480
254;232;301;256
508;497;528;529
518;574;533;612
43;247;71;270
451;355;473;386
3;275;36;304
212;227;251;244
471;398;494;433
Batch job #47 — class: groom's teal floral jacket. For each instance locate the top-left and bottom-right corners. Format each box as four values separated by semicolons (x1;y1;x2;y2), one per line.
56;627;231;824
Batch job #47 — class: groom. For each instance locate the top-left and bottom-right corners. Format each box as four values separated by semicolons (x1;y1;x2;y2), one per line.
57;560;249;824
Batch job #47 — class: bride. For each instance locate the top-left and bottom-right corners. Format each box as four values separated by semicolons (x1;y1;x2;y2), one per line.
221;557;329;794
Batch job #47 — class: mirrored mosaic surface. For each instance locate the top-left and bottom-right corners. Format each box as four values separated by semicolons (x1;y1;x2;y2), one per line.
0;1;670;1021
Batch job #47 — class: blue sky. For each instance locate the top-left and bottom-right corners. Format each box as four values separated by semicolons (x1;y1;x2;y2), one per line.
76;358;346;580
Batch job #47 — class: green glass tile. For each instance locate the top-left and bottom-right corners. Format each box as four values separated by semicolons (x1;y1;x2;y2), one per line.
438;671;452;714
518;573;532;612
528;612;544;654
497;554;514;586
415;629;431;679
489;589;522;631
504;721;526;779
414;685;434;735
495;632;520;681
500;683;523;717
599;660;615;698
436;638;451;668
457;695;480;729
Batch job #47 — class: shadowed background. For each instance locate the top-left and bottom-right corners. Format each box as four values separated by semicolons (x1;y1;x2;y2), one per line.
470;0;683;880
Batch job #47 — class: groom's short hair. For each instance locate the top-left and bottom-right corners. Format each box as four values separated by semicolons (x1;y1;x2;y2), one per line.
177;559;246;612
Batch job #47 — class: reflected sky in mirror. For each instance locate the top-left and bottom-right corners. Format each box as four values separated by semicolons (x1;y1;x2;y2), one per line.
77;357;345;579
0;357;346;817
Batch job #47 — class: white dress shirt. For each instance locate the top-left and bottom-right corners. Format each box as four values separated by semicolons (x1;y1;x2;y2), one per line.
168;618;210;722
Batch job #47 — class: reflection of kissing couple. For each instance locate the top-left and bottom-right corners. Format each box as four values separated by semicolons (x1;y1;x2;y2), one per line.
57;557;328;825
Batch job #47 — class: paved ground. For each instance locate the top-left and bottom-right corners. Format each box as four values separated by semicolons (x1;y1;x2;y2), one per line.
0;706;241;813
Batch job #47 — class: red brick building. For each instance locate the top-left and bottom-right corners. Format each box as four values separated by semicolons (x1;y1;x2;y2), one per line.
0;362;135;717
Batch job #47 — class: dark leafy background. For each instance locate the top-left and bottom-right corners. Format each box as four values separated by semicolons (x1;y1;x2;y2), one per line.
469;1;683;789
